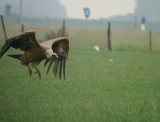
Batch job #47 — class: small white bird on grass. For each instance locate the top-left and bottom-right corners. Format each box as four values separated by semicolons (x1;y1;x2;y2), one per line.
94;45;100;51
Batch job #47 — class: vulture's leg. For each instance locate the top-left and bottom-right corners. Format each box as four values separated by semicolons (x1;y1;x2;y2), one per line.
27;64;32;76
34;66;41;79
28;63;41;79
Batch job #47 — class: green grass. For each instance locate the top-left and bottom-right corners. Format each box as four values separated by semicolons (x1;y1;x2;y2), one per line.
0;25;160;121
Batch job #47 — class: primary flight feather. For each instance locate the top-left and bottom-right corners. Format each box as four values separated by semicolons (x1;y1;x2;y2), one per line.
0;30;69;79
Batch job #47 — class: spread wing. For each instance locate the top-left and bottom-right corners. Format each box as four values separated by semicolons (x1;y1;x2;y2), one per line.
0;30;40;58
41;37;69;79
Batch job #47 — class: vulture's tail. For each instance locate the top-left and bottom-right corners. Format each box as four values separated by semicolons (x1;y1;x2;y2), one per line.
8;54;22;60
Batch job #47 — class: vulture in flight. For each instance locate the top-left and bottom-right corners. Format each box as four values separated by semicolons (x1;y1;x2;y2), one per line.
0;30;69;79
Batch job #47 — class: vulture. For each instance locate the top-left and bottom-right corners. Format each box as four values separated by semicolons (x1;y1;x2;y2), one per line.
0;30;69;79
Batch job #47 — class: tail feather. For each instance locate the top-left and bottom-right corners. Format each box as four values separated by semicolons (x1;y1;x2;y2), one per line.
7;54;22;60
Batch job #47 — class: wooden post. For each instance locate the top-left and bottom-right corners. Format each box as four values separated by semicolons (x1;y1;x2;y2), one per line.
62;20;65;37
21;24;24;32
0;15;7;40
107;22;112;50
134;16;137;29
149;30;152;51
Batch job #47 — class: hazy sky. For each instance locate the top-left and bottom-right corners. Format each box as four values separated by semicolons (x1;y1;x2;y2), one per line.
59;0;136;19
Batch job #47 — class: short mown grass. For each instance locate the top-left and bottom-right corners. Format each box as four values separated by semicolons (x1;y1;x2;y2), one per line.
0;25;160;121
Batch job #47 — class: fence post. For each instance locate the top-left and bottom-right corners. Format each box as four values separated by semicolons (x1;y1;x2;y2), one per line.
61;20;66;37
134;16;137;29
21;24;24;32
149;30;152;51
107;22;112;50
0;15;7;40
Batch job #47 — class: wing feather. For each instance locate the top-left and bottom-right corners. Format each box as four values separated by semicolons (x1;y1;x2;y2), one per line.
40;37;69;54
59;59;63;79
0;30;40;58
63;56;66;79
47;55;55;74
42;37;69;79
53;59;57;74
54;59;59;77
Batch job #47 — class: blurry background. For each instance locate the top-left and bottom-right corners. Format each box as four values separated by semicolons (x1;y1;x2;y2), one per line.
0;0;160;49
1;1;160;121
0;0;160;29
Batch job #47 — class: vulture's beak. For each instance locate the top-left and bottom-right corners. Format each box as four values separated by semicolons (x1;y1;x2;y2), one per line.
44;53;58;67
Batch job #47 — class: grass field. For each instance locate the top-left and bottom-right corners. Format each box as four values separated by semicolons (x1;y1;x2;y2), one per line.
0;25;160;121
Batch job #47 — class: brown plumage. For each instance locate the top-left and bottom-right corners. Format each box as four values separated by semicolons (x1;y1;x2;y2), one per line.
0;30;69;79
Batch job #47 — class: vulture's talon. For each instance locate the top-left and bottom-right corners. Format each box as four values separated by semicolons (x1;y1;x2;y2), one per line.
34;70;41;79
34;71;38;74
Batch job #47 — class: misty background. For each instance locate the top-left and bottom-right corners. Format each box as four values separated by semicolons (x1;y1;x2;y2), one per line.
0;0;160;30
110;0;160;22
0;0;67;18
